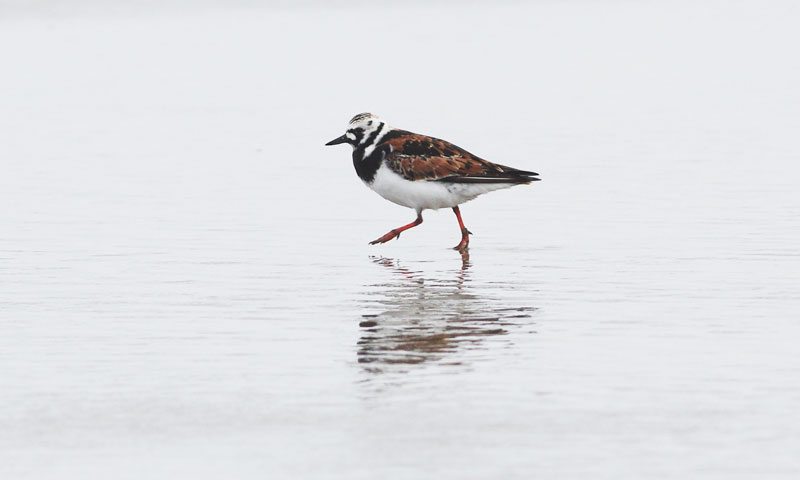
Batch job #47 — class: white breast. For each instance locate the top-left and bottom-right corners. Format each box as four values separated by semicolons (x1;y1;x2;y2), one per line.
367;164;514;211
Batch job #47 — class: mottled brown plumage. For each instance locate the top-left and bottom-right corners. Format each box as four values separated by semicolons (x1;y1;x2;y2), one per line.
380;131;539;184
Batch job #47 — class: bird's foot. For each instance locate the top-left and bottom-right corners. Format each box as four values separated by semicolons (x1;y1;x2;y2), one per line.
452;229;472;251
369;229;401;245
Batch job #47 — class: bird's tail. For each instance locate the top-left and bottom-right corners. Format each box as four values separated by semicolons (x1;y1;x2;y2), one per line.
438;168;540;184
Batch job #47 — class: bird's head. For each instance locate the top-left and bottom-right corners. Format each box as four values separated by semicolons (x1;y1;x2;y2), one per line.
325;113;386;149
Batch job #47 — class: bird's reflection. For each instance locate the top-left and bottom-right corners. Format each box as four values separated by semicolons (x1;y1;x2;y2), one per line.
357;252;535;373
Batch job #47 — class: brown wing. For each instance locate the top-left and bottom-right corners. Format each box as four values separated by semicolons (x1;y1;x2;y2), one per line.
380;131;539;184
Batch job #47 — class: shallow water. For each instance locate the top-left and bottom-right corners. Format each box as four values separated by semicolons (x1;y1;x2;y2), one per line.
2;1;800;478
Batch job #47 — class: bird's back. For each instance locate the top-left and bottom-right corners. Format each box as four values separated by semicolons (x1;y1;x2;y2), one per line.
376;129;540;185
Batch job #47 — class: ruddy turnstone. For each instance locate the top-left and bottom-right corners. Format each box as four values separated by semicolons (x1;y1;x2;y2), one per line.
325;113;540;250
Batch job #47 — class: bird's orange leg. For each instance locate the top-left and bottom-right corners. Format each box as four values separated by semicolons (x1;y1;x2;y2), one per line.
369;212;423;245
452;206;472;250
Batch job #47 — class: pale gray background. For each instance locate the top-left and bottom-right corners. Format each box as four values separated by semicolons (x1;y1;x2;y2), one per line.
1;1;799;478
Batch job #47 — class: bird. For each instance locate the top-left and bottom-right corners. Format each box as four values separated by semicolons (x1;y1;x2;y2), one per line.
325;113;540;250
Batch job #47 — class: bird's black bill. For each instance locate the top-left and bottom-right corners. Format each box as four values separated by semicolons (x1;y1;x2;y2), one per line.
325;135;348;146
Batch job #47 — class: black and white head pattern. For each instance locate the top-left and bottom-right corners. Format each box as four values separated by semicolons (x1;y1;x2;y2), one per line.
344;113;389;158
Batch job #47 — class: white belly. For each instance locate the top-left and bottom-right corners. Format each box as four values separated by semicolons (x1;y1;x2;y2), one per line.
367;164;514;211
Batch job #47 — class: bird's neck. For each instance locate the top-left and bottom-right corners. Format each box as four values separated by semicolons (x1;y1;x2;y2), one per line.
352;143;385;184
351;124;393;183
